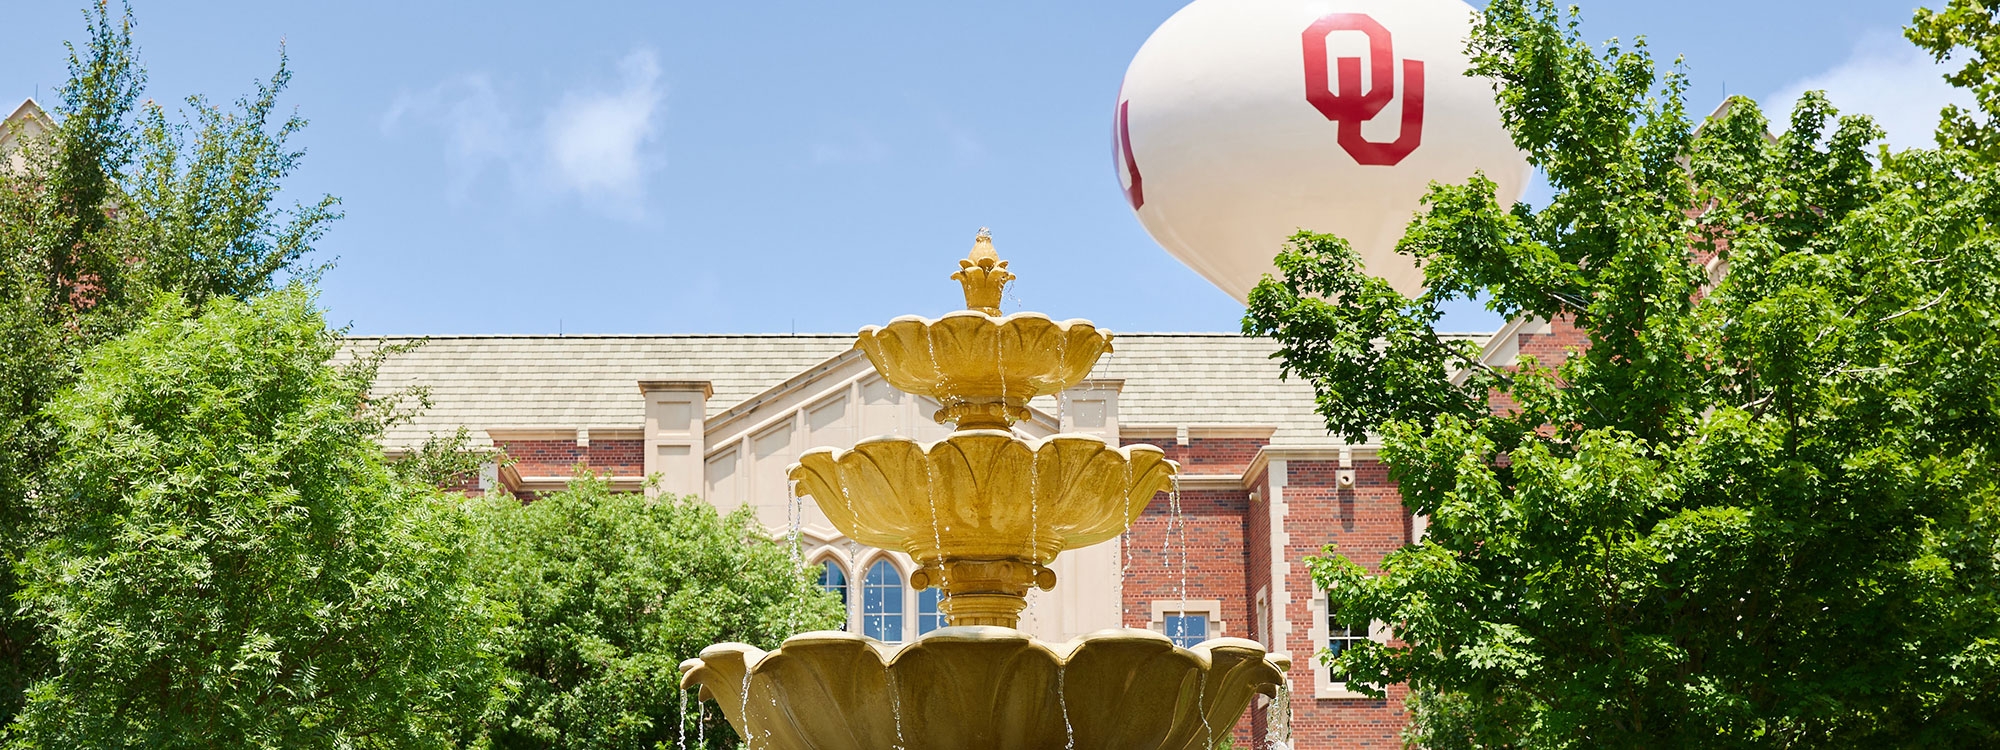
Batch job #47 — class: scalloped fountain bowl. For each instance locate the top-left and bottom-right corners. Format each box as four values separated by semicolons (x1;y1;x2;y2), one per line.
791;430;1173;563
679;627;1290;750
855;311;1112;428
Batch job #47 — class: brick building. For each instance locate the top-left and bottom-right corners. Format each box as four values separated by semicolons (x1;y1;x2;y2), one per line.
360;316;1585;749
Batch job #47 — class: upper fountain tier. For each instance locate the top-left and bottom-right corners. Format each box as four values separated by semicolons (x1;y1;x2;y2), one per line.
854;230;1114;431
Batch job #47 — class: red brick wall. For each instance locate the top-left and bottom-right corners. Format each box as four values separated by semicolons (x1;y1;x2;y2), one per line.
1247;467;1277;744
1280;459;1411;750
1120;481;1256;743
1516;314;1589;369
1490;314;1591;417
441;470;482;496
495;438;645;478
1148;436;1268;476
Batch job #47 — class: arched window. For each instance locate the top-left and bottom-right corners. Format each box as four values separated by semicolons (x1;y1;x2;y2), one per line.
817;560;849;628
862;559;905;642
917;587;945;635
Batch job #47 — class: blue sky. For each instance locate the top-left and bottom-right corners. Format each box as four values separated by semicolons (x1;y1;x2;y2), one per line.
1;1;1968;335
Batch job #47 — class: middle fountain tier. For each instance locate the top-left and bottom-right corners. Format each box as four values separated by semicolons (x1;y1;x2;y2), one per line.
680;230;1289;749
794;431;1174;626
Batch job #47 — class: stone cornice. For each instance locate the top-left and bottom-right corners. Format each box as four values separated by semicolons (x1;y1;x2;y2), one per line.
637;380;714;397
497;463;645;494
1242;444;1381;487
1172;474;1247;491
1122;424;1280;442
485;426;644;442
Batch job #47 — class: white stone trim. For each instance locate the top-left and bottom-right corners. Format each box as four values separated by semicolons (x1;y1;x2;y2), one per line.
1173;474;1245;491
1254;586;1271;649
1267;459;1294;691
1309;585;1391;700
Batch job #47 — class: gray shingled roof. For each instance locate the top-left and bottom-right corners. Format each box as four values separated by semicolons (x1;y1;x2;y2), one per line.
353;331;1489;450
1087;334;1330;444
356;335;854;449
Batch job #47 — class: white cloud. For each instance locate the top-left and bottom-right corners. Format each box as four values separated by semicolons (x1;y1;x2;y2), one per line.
381;74;513;201
1766;32;1973;151
544;50;665;206
380;50;666;216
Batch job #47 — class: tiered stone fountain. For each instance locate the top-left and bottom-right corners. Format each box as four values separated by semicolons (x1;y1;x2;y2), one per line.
680;231;1290;749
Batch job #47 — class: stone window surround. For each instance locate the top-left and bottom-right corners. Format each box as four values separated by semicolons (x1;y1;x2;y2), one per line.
812;547;939;644
1309;586;1390;700
1147;599;1226;641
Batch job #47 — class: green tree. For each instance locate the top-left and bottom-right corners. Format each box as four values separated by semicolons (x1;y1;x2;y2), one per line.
1913;0;2000;159
10;290;507;748
1243;0;2000;746
467;475;841;749
0;2;336;722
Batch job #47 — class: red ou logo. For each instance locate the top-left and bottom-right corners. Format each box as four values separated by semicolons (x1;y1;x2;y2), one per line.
1114;99;1145;210
1302;13;1425;166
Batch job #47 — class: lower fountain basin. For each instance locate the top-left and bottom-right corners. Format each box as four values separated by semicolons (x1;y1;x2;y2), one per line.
679;626;1289;750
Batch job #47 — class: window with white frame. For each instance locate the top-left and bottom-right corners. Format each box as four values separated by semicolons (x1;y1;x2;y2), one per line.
1164;612;1208;647
1327;613;1370;684
1311;586;1383;698
1148;599;1224;648
917;587;945;635
862;559;905;642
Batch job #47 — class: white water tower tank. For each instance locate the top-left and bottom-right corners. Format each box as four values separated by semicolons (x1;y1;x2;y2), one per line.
1114;0;1530;301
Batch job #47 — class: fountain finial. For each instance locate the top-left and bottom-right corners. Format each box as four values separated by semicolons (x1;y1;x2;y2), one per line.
952;228;1013;315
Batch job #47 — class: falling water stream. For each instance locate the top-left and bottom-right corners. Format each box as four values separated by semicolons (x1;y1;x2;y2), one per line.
788;479;803;562
922;457;951;618
1032;328;1069;631
1267;683;1294;749
1001;328;1035;628
1171;476;1187;616
1158;482;1176;609
739;668;753;749
787;479;804;634
1118;461;1133;626
887;666;909;750
1025;454;1042;629
1057;661;1078;750
1170;475;1216;746
1192;668;1208;748
921;330;952;612
1054;332;1068;426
